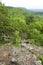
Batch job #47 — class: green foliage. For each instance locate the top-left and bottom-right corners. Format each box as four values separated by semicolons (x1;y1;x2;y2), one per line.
0;2;43;46
38;55;43;65
25;14;36;25
12;31;20;46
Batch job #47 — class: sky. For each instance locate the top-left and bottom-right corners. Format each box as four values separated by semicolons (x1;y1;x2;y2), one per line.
0;0;43;9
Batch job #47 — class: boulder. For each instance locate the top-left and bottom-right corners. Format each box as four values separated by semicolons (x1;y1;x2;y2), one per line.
34;60;42;65
0;62;5;65
10;58;19;65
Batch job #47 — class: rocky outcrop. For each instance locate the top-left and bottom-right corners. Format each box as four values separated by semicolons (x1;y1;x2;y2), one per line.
0;45;42;65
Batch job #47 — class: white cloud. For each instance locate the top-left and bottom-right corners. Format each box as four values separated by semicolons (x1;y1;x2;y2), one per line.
1;0;43;9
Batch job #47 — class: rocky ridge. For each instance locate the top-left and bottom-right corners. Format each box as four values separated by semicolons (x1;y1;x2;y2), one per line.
0;44;43;65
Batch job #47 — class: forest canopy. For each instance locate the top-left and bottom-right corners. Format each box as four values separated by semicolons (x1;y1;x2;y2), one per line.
0;2;43;46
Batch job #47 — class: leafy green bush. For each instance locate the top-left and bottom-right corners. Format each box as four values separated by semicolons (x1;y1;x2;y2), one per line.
12;31;20;47
38;55;43;65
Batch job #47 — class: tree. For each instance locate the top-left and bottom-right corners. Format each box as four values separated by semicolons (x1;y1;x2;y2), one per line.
25;14;37;25
0;2;10;43
12;31;20;46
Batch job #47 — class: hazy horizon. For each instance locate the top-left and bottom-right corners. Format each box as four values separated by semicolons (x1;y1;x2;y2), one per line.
0;0;43;9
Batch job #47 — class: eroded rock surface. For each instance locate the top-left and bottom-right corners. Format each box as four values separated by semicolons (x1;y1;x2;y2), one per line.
0;44;42;65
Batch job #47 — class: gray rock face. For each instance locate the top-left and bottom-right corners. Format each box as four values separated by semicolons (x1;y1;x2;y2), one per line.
0;62;5;65
0;45;42;65
10;58;19;65
33;60;42;65
11;58;17;62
